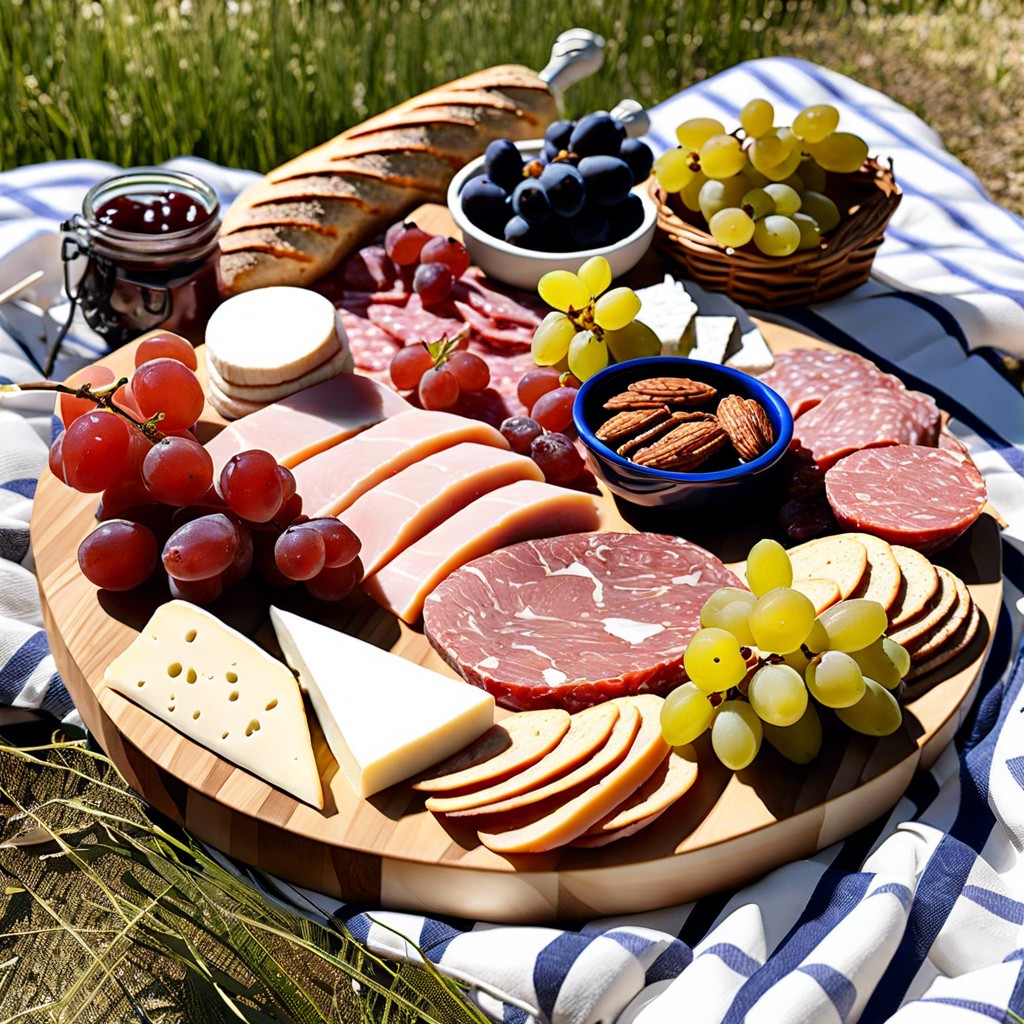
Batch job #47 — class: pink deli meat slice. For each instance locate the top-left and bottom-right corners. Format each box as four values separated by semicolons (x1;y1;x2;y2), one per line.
454;300;535;351
760;348;904;418
423;532;744;712
791;385;941;471
203;373;411;477
337;310;401;375
453;276;546;328
291;408;508;517
361;479;600;624
825;444;987;555
367;295;464;346
339;442;543;578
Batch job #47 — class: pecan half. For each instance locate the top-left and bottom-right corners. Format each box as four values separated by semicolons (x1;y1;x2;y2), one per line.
627;377;717;406
717;394;775;461
596;408;670;445
617;411;715;457
632;418;728;471
603;391;671;411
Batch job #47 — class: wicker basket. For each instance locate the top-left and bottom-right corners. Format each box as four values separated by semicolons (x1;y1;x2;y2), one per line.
649;159;902;309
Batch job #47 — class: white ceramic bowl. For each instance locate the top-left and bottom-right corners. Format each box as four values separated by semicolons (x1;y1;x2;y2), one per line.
447;141;657;291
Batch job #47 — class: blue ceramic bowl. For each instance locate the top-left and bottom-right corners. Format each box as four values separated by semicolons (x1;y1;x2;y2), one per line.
574;356;793;509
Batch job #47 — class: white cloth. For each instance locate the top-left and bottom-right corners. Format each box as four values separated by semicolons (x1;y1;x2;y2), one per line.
2;58;1023;1024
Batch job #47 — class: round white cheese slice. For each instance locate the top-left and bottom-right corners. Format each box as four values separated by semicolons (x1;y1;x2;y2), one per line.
206;344;354;404
205;286;348;386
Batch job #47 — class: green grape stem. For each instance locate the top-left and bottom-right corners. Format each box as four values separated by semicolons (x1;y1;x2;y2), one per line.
4;377;166;440
423;327;471;369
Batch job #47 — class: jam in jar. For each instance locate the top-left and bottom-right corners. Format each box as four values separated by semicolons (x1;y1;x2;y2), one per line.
62;168;221;347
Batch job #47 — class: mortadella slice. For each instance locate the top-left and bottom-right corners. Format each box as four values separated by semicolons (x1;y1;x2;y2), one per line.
339;443;543;578
204;373;411;476
291;408;509;517
362;479;601;623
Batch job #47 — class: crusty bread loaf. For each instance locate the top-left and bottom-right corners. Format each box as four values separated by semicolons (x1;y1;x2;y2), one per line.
218;65;557;295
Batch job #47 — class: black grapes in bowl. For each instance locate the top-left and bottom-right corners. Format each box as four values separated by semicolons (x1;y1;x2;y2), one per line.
458;113;654;253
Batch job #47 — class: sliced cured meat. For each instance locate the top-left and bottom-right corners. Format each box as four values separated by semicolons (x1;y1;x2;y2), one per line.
339;442;543;578
453;277;546;327
423;532;743;712
367;295;463;346
759;348;904;418
791;386;941;471
362;479;600;624
204;373;410;476
337;310;401;374
939;429;971;457
825;445;987;555
338;244;397;291
455;300;535;351
292;408;508;517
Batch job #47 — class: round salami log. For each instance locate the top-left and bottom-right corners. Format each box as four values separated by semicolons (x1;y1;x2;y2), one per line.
760;348;903;419
791;385;941;470
423;532;743;712
825;445;987;555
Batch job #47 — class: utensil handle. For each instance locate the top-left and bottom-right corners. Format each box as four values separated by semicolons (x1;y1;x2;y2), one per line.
540;29;606;98
610;99;651;139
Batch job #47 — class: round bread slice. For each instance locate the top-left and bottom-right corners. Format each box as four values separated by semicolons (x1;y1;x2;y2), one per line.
906;601;981;683
889;566;959;649
793;577;841;615
440;702;641;819
412;709;571;793
844;533;901;611
888;545;940;629
788;535;868;599
206;286;345;385
206;345;353;403
906;574;972;659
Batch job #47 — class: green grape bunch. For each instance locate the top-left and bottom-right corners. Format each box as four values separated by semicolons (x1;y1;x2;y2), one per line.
531;255;660;382
653;99;870;258
660;537;911;772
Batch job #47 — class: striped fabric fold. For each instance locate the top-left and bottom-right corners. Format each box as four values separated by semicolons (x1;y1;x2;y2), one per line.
2;58;1023;1023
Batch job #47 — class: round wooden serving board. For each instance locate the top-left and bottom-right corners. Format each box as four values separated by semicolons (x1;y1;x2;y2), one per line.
31;267;1002;927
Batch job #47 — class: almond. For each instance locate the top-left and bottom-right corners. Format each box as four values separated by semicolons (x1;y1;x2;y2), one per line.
716;394;775;461
627;377;717;406
617;411;715;457
596;408;670;445
603;391;672;411
632;418;727;471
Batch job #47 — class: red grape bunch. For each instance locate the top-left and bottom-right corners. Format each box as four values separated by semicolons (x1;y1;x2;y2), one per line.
389;330;492;411
48;331;364;604
384;221;472;306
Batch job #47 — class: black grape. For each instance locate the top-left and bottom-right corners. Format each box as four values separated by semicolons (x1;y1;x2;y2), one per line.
620;138;654;184
539;163;586;218
544;119;575;151
512;179;551;225
607;193;645;240
571;206;611;249
485;139;525;192
504;215;549;249
578;155;633;206
461;177;509;237
569;113;626;158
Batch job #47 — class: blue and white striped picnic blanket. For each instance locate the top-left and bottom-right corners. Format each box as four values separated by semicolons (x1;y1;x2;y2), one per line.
1;57;1022;1023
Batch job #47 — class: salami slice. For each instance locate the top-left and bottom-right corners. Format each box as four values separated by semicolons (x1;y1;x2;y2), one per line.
791;386;941;471
454;300;535;351
759;348;904;418
824;444;987;554
453;278;546;328
423;532;743;712
367;295;464;346
339;244;397;291
338;310;400;375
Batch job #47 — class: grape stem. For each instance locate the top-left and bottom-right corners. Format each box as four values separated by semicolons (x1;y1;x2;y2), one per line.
1;378;166;440
424;327;471;369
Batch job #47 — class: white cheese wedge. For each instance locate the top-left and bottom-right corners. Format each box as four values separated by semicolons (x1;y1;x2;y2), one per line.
726;327;776;374
635;275;698;355
205;286;349;386
270;607;494;798
103;601;322;809
688;315;740;365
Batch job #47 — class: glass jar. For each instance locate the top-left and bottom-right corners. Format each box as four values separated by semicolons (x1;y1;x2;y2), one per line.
62;168;221;347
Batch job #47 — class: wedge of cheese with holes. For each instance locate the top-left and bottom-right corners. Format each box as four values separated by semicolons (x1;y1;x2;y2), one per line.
204;373;410;477
292;408;509;517
205;286;346;386
269;607;494;798
362;479;601;623
340;443;543;579
102;601;322;809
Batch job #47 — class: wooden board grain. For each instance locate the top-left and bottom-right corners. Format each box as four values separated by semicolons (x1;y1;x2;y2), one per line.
30;228;1003;924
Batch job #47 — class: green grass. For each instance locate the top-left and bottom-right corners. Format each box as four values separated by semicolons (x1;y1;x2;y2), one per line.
0;0;813;173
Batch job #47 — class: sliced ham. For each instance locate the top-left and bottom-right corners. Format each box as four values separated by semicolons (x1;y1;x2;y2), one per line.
791;385;941;471
292;409;508;517
759;348;904;418
204;373;411;477
361;479;600;623
824;444;987;554
339;443;543;578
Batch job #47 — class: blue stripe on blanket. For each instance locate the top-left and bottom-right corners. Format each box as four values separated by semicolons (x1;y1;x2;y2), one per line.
0;630;50;698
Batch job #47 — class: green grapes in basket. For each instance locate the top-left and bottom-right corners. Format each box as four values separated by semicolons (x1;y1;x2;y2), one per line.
653;100;868;257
